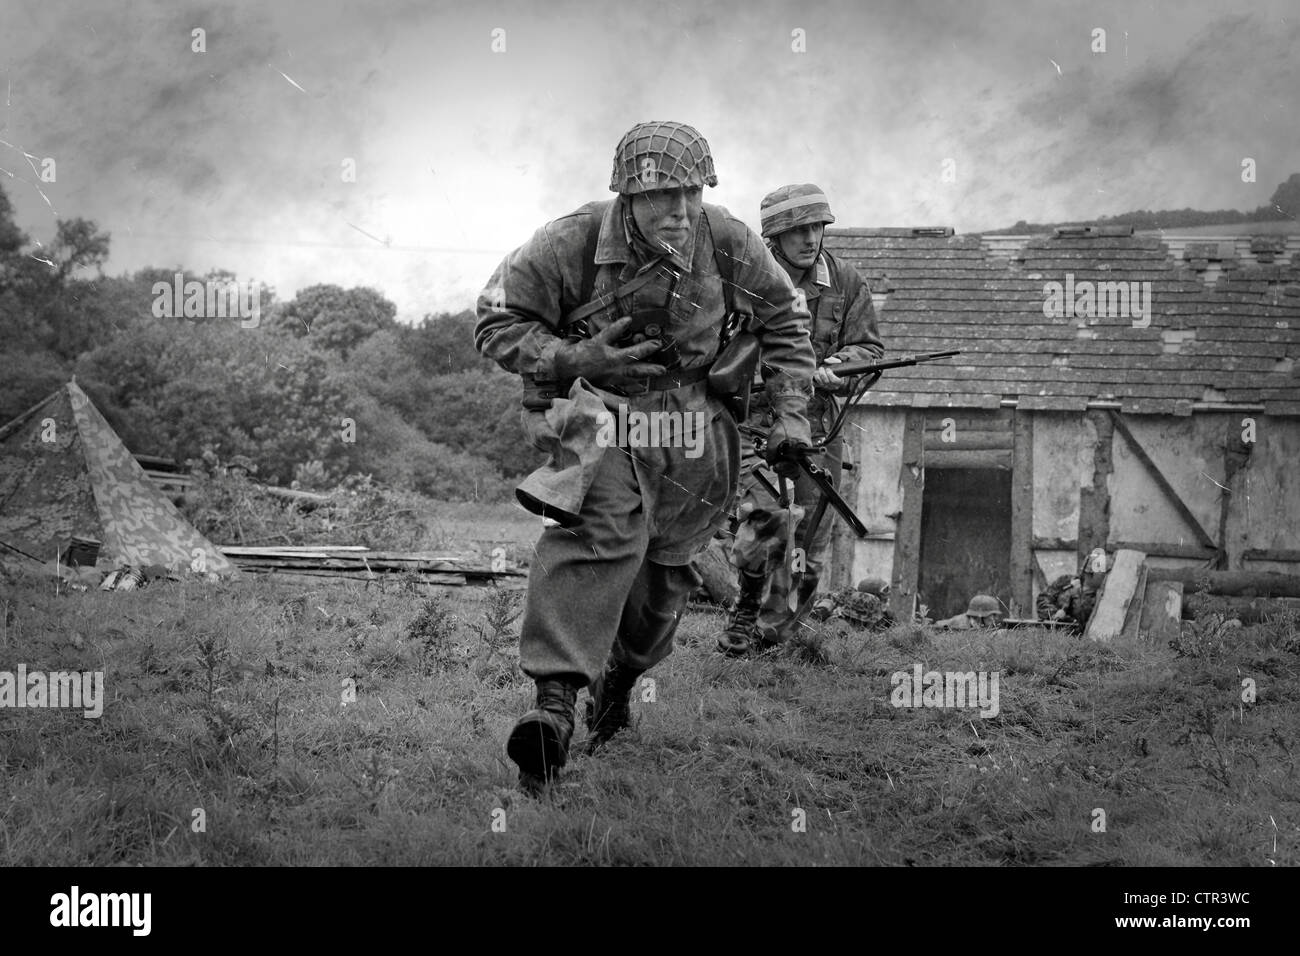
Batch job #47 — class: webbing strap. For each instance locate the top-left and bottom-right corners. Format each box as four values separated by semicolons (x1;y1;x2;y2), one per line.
566;206;742;332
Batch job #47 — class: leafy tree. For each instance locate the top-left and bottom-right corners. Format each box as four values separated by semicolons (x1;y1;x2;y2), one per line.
1269;173;1300;219
267;284;397;357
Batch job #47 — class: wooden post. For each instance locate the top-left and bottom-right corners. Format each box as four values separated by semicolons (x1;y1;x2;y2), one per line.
1078;410;1113;572
1010;410;1034;617
1140;580;1183;643
891;411;925;623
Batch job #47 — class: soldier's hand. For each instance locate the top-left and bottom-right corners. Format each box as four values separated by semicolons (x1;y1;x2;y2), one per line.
813;356;844;390
763;439;809;480
553;316;667;386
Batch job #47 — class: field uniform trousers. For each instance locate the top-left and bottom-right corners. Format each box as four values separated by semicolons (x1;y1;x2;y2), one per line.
733;399;843;634
520;387;740;685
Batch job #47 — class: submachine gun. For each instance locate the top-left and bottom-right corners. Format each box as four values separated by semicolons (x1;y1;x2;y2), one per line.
740;349;961;628
743;349;961;536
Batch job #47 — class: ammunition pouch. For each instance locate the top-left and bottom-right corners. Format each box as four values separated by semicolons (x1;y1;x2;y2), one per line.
617;307;682;371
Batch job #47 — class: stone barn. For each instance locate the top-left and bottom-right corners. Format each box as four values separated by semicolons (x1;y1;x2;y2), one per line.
818;225;1300;623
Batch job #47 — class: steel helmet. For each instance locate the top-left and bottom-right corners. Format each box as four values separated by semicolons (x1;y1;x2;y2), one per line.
856;578;890;597
966;594;1002;619
610;121;718;195
760;183;836;239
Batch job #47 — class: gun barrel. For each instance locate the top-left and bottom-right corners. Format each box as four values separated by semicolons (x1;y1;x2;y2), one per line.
828;349;961;377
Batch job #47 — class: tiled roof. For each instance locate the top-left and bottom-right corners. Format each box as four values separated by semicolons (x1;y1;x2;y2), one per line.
823;227;1300;415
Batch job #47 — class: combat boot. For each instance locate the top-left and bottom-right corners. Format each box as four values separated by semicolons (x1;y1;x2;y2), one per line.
716;570;766;655
506;676;581;788
584;656;643;753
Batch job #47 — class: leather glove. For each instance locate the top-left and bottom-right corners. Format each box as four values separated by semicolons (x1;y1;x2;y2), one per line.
552;316;666;387
763;438;809;480
763;370;812;471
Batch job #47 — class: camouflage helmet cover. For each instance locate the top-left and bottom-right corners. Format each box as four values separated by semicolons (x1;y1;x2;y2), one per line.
839;590;886;626
760;183;836;238
966;594;1002;618
610;121;718;195
856;577;890;597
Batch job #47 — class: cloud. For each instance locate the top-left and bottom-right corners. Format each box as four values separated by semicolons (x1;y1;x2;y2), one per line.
1;0;1296;317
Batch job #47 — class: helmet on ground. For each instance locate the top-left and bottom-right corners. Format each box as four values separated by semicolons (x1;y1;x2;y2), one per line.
856;577;890;597
760;183;836;239
966;594;1002;619
610;121;717;195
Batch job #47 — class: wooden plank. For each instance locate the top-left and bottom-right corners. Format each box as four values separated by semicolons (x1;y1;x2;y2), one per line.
1010;411;1034;617
891;411;925;623
1083;548;1147;642
1110;540;1218;560
1140;580;1183;643
924;449;1013;470
218;545;372;555
1120;565;1149;640
1107;412;1219;550
1243;549;1300;562
239;568;470;586
922;434;1015;451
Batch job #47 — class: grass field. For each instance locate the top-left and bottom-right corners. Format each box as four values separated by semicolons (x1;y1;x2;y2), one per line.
1;566;1298;866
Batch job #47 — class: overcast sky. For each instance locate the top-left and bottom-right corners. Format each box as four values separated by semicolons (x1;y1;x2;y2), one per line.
1;0;1296;320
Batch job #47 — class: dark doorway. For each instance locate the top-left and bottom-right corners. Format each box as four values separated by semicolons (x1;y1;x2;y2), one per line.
918;467;1012;619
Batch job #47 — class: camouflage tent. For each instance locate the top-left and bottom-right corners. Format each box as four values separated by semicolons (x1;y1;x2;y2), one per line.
0;381;235;575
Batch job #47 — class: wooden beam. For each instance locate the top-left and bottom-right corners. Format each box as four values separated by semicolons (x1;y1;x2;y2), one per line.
891;411;925;622
1244;549;1300;563
922;433;1015;451
1078;410;1113;571
1112;540;1218;560
1010;410;1034;616
1145;568;1300;598
1107;411;1218;551
924;448;1013;470
1185;594;1300;624
1033;537;1078;551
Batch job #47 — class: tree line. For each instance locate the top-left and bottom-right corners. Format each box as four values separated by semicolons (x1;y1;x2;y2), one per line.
0;184;537;501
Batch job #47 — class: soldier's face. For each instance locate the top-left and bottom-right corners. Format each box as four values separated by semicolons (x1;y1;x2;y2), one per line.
776;223;824;268
629;186;703;255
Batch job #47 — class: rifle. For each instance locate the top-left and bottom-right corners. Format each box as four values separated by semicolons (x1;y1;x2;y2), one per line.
822;349;962;378
739;348;963;539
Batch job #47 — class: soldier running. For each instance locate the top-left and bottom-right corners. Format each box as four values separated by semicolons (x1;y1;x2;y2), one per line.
717;184;884;655
475;122;816;789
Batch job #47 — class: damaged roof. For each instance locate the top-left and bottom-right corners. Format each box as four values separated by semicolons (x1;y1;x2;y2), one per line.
822;226;1300;415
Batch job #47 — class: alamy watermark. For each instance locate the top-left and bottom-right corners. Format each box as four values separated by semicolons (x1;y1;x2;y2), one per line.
0;665;104;718
1043;273;1152;328
890;663;999;717
595;405;706;459
50;886;150;935
152;272;261;328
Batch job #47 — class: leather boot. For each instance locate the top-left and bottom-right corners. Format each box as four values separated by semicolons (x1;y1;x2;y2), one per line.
584;656;643;753
506;676;581;787
716;570;766;655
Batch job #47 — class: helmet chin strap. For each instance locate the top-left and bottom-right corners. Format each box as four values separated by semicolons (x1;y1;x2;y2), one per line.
770;233;823;273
